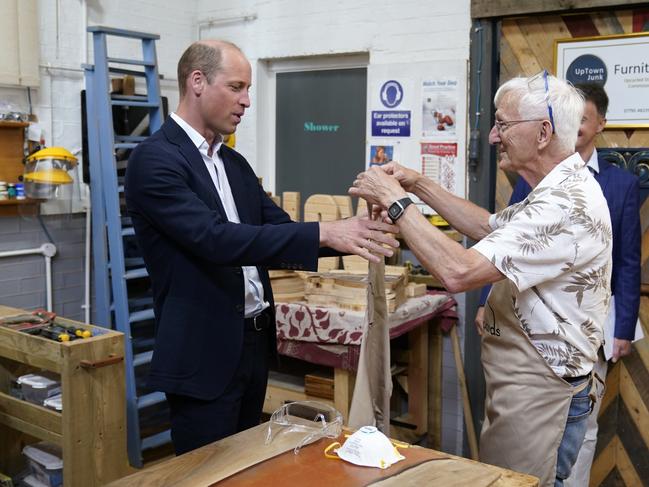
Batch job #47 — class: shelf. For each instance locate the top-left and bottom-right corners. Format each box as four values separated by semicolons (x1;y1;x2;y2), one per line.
0;391;62;443
0;305;129;486
0;198;42;217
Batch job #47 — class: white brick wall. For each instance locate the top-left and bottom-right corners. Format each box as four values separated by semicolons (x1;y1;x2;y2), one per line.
196;0;471;169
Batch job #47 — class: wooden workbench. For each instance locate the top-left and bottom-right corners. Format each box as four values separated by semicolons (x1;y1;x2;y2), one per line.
108;422;538;486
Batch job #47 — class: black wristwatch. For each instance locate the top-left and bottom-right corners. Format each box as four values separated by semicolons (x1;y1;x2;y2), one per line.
387;197;413;223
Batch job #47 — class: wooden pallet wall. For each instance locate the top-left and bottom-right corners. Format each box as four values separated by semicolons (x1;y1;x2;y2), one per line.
496;8;649;487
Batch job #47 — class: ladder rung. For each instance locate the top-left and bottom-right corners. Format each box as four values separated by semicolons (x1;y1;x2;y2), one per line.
130;308;155;323
111;100;159;108
88;25;160;40
112;94;149;101
122;227;135;236
133;350;153;367
106;57;155;66
124;267;148;279
137;391;166;409
133;337;155;350
116;135;147;143
141;429;172;451
115;143;139;150
108;66;146;77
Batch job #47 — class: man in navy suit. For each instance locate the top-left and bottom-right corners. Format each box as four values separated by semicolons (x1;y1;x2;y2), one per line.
125;40;399;455
476;83;640;486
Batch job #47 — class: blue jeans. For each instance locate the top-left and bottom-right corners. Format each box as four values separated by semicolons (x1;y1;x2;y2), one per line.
555;379;593;486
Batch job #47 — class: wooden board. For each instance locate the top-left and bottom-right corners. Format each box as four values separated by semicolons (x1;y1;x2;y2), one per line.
304;194;340;271
282;191;301;221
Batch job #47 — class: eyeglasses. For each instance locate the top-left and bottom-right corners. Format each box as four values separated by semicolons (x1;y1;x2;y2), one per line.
494;119;546;134
527;70;556;134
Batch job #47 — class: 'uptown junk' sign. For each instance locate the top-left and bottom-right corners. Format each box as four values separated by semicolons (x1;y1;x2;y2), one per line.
555;31;649;128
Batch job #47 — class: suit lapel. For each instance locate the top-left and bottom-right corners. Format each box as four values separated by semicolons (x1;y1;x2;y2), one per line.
162;118;228;217
595;156;611;196
221;147;253;224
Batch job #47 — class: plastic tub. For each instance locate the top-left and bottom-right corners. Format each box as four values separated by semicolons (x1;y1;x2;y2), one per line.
43;393;62;412
16;374;61;405
22;442;63;487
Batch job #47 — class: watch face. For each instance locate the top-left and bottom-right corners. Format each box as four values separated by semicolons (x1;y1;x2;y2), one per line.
388;204;401;219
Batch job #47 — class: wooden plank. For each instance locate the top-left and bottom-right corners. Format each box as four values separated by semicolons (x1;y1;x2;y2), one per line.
590;436;617;487
591;11;625;36
0;391;61;435
515;18;555;74
471;0;648;19
332;195;353;218
427;321;443;450
282;191;300;221
619;362;649;449
61;334;128;487
407;325;428;435
616;9;634;33
450;326;479;461
304;194;340;271
0;411;62;445
0;122;28;184
373;458;502;486
615;439;644;487
500;20;542;75
616;400;649;483
334;368;354;424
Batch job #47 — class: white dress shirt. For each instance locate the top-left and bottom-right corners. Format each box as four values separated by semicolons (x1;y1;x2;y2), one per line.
170;112;268;318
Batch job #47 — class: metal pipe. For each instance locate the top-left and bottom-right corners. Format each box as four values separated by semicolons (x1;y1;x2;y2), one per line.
83;205;91;323
0;243;57;312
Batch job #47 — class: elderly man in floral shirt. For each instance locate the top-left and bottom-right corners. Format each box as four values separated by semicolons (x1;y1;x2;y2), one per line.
350;72;611;487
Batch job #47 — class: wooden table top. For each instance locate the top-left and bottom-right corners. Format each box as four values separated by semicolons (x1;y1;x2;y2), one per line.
108;423;538;487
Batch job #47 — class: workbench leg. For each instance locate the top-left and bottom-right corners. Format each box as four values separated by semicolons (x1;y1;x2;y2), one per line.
427;319;443;449
408;323;428;435
450;326;479;460
334;368;354;425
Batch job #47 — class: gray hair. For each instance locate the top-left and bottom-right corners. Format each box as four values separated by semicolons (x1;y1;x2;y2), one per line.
494;73;584;153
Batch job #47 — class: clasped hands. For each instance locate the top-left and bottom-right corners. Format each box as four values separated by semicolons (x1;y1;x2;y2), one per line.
349;162;419;221
315;162;419;264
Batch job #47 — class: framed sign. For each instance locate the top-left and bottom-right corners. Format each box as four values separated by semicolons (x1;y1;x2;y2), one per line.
554;32;649;128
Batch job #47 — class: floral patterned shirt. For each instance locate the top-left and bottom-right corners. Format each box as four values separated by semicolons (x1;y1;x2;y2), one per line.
473;153;612;377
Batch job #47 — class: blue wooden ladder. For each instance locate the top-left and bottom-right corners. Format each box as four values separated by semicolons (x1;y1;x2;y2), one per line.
83;25;168;467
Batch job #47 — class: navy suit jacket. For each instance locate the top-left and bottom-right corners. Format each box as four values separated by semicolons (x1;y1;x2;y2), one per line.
480;155;640;340
125;117;323;400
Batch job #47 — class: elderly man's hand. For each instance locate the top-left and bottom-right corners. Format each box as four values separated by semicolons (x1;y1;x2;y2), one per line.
381;162;422;193
349;166;408;209
319;216;400;264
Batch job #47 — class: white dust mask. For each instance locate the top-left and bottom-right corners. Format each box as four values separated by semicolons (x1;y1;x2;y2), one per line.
325;426;405;469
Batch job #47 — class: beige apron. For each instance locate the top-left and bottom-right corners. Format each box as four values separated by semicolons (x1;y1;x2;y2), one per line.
480;279;591;487
348;258;392;435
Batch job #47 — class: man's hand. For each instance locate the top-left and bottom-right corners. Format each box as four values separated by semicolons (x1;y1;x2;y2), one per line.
381;162;423;193
611;338;633;362
475;306;485;336
349;166;408;208
319;217;399;264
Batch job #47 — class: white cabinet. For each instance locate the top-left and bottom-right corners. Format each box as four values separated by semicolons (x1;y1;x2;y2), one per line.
0;0;39;87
